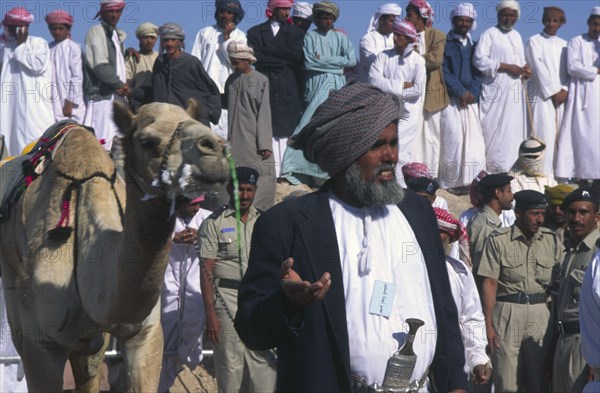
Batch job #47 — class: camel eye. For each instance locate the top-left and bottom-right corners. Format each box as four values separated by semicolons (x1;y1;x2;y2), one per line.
140;137;160;150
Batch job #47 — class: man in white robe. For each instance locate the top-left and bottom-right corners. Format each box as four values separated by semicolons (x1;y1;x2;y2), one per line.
358;3;401;83
0;7;54;157
159;197;211;392
404;0;449;177
440;3;486;189
83;0;128;151
434;207;491;386
191;0;246;141
369;20;425;186
525;7;569;179
555;7;600;182
473;0;530;174
46;10;86;123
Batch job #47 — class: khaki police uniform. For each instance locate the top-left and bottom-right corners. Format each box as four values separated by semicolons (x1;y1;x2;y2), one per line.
199;204;276;393
552;229;600;392
478;225;563;392
468;204;502;274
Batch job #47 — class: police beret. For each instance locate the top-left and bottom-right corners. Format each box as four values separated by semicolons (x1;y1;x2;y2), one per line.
561;186;600;210
235;167;259;185
406;177;439;195
514;190;548;210
478;173;513;189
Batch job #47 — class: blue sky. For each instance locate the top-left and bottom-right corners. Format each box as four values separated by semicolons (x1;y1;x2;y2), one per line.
3;1;599;53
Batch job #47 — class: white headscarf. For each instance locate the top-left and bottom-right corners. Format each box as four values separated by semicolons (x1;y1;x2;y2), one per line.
496;0;520;19
292;2;313;20
366;3;402;33
510;136;546;177
450;3;477;32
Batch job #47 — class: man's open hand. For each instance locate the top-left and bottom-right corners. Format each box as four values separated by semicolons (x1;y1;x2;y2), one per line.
281;257;331;307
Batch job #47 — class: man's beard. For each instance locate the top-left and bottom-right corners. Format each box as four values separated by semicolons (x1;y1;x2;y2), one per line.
345;162;405;207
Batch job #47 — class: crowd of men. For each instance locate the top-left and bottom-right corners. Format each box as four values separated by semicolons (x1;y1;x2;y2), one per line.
1;0;599;392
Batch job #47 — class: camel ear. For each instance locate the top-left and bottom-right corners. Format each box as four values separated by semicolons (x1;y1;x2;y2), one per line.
113;101;135;137
186;98;201;121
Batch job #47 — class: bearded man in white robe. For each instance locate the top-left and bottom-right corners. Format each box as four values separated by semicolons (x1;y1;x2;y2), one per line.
0;7;54;157
555;7;600;182
473;0;530;174
525;7;569;179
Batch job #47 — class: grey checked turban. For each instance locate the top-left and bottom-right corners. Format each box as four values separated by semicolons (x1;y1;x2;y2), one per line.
290;83;400;177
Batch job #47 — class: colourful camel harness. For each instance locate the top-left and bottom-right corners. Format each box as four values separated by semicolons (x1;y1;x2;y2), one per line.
0;121;123;241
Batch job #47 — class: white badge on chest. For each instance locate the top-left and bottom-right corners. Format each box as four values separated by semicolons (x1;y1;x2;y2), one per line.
369;280;396;318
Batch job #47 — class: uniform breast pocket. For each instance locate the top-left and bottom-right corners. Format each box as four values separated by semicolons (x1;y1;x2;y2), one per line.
535;258;554;286
500;259;524;284
569;265;586;302
218;234;237;259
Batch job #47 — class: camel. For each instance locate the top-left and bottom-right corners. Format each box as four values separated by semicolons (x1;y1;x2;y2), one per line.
0;100;229;392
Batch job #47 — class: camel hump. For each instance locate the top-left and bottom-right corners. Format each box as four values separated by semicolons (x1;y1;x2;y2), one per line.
52;126;116;182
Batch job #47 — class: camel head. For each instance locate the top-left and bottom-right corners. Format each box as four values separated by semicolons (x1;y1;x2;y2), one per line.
113;100;229;202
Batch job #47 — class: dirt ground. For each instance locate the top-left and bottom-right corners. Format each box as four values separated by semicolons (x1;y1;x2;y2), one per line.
170;361;217;393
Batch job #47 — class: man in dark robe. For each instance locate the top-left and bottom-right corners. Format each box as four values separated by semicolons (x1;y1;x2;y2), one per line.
247;0;305;177
152;23;221;127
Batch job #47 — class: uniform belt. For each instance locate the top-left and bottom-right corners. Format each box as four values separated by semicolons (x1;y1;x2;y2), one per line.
217;278;240;290
496;292;546;304
556;320;580;335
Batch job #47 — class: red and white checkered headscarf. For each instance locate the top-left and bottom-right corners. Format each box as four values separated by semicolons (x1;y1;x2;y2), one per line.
401;162;430;181
266;0;294;21
434;207;472;268
45;10;74;26
469;170;488;208
392;19;418;42
2;7;34;26
95;0;125;19
409;0;434;27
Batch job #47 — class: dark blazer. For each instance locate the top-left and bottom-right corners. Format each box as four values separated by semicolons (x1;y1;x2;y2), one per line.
247;21;304;138
235;187;468;392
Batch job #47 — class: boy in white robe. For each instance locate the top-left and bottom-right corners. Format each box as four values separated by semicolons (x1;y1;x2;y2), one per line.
0;7;54;157
555;7;600;182
369;19;425;185
46;10;86;123
525;7;569;179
